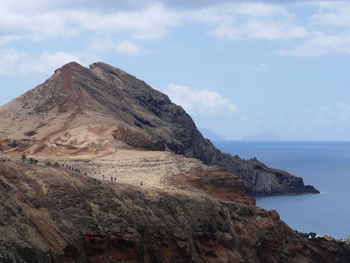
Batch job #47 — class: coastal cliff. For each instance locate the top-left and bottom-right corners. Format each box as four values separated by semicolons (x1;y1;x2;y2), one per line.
0;62;318;195
0;161;348;262
0;62;347;262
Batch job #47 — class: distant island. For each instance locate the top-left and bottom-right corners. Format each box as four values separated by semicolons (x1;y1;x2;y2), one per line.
241;132;281;141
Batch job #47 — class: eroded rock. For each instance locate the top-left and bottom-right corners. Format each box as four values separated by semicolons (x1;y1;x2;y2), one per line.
0;62;319;195
0;162;347;262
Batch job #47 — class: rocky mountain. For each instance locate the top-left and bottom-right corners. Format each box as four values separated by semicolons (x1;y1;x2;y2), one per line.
0;62;348;262
0;61;318;195
0;160;349;262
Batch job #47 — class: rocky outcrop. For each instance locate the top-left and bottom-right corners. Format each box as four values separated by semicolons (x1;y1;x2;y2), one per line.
172;166;256;205
53;151;254;206
112;125;165;151
90;62;319;195
0;61;318;195
0;161;348;262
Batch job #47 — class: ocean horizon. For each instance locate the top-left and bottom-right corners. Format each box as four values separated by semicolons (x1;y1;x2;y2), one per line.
215;140;350;240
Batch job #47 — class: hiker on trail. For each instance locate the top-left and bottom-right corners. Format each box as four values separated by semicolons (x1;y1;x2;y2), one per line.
110;176;113;182
21;154;26;163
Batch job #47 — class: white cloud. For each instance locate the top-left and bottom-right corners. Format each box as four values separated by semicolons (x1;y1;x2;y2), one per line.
0;3;181;42
0;1;309;44
2;0;153;13
189;3;308;41
0;8;77;41
211;20;307;40
278;1;350;56
69;4;181;40
115;40;141;55
1;0;350;62
165;84;237;119
310;2;350;28
279;32;350;56
245;20;307;40
0;36;20;46
0;50;81;75
195;1;350;56
249;63;270;71
311;102;350;126
88;39;141;56
234;3;290;17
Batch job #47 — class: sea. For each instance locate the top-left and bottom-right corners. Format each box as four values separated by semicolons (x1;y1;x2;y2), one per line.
214;141;350;240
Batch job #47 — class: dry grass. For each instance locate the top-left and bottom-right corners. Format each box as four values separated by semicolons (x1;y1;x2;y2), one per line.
54;150;204;191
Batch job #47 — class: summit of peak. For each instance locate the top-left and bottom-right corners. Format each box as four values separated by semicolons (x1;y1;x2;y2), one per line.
61;61;83;69
89;61;114;70
55;61;85;73
89;62;128;75
89;61;109;68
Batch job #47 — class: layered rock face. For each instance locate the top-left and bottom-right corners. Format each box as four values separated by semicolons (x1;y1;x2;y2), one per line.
0;161;348;263
0;62;318;195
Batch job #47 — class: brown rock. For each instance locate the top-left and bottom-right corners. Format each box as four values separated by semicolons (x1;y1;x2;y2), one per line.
0;162;347;262
172;166;256;205
0;62;319;195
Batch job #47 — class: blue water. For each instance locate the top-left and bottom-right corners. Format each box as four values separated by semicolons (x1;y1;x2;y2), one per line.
215;141;350;240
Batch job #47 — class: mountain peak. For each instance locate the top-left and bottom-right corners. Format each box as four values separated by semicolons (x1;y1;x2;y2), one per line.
89;62;125;73
55;61;84;73
53;61;130;82
89;61;110;70
63;61;82;68
0;62;319;196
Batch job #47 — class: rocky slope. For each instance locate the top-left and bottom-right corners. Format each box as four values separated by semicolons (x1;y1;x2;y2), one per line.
49;149;255;205
0;160;348;263
0;62;318;195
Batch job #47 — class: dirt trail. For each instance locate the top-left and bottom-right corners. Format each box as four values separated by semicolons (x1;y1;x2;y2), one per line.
52;150;203;190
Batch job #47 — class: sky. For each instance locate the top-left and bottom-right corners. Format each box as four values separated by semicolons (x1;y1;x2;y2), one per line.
1;0;350;141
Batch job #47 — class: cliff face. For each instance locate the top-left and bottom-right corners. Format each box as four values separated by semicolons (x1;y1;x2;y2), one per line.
0;161;348;263
90;63;319;195
0;61;318;195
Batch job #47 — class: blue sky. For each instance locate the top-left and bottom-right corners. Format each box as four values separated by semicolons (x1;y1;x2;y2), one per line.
1;0;350;140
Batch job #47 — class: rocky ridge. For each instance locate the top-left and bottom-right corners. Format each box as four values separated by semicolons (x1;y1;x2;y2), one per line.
0;62;318;195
